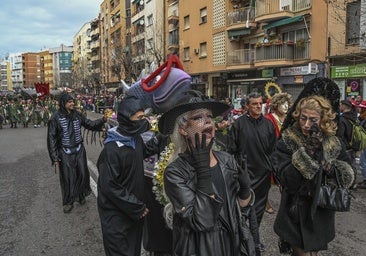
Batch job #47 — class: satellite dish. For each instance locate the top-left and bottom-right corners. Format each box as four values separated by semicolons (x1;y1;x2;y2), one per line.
139;19;144;25
139;0;144;5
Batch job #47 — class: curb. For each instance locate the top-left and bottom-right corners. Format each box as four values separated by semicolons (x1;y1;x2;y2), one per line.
88;159;99;197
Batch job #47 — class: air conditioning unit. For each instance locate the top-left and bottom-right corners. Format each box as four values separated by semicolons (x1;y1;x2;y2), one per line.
229;36;239;42
194;48;199;54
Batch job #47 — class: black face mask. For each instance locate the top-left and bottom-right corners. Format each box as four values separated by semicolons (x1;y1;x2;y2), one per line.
117;115;151;137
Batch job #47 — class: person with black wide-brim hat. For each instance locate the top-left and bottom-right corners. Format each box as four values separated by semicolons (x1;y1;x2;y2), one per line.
158;90;256;256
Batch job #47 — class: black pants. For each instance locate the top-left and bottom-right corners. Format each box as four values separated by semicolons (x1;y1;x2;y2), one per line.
251;171;271;226
98;209;143;256
59;145;91;205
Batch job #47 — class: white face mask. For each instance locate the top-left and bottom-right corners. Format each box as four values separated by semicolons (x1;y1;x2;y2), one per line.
278;102;289;114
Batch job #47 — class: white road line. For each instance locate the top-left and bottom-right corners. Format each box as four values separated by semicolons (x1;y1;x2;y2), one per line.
87;159;99;197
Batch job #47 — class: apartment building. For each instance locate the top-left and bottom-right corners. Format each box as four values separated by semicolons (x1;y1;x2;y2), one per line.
94;0;364;100
0;59;11;91
9;53;23;89
167;0;327;100
49;44;73;89
328;0;366;100
90;18;102;93
39;50;54;89
99;0;127;88
22;52;42;88
73;22;92;91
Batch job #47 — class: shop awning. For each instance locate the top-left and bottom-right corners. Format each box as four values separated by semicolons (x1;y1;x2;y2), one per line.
228;29;251;37
263;15;304;30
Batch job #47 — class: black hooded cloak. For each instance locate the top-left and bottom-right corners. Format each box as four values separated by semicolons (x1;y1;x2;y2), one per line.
47;93;105;205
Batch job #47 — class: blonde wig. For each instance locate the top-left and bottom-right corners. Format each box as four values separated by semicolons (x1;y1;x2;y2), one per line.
292;95;337;136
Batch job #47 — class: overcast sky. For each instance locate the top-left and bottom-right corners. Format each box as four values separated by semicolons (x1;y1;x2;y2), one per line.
0;0;101;57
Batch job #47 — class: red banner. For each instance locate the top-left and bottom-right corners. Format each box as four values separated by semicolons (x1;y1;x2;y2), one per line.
34;82;50;99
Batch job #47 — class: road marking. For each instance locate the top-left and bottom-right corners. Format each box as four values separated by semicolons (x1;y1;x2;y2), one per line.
87;159;99;197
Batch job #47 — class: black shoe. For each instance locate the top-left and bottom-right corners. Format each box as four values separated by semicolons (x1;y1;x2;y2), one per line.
79;198;86;205
63;204;73;213
350;183;358;191
358;180;366;189
256;243;266;252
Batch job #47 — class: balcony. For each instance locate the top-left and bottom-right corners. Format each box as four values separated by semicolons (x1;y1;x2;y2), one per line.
227;7;256;30
255;0;311;23
227;49;255;66
255;40;310;65
168;9;179;25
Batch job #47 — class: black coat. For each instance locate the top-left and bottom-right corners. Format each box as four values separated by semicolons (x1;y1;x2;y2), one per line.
228;114;276;178
164;151;251;256
337;110;358;150
97;134;160;256
47;110;105;205
272;124;354;252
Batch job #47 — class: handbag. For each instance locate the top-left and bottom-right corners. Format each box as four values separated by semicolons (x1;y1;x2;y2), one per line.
317;167;352;212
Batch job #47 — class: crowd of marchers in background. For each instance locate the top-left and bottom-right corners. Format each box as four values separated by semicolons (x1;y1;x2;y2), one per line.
0;93;119;129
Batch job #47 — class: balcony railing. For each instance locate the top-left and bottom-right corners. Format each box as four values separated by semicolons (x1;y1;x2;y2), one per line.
255;41;310;61
227;49;255;66
256;0;311;17
227;7;255;26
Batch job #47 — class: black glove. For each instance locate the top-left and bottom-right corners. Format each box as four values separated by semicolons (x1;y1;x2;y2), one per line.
237;154;251;200
153;132;170;147
187;133;214;194
241;189;255;218
305;123;323;157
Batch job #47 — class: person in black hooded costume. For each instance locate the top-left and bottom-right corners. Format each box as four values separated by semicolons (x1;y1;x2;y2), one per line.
97;96;166;256
47;93;107;213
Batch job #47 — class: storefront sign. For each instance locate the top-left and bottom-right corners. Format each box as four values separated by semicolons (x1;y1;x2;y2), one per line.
262;69;274;78
280;63;318;76
331;64;366;78
227;70;257;80
346;79;361;97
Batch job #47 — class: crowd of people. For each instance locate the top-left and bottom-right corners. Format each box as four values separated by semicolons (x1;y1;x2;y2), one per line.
0;93;118;129
2;76;365;256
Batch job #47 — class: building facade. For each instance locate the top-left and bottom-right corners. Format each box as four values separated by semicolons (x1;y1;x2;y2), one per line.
73;22;93;92
49;44;73;89
328;0;366;100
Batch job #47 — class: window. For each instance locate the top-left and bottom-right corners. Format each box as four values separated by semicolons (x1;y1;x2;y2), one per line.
184;15;190;29
200;8;207;24
199;42;207;57
184;47;190;60
147;38;153;50
346;1;361;45
147;14;153;26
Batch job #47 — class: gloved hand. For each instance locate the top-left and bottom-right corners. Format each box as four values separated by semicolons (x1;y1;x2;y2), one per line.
187;133;214;194
240;189;255;219
305;123;323;157
188;133;213;169
153;132;170;147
